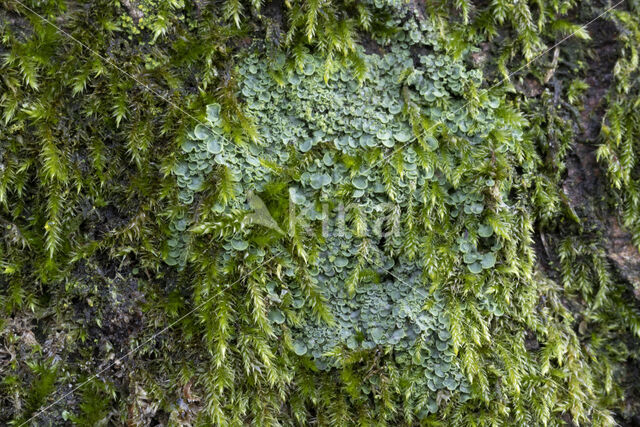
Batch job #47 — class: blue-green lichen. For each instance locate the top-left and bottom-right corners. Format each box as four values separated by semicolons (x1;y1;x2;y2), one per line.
170;11;523;415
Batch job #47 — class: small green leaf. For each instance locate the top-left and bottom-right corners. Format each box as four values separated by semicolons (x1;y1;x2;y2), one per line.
194;124;212;140
353;176;368;190
443;377;459;391
425;135;438;150
334;257;349;268
293;340;307;355
310;174;324;189
268;309;286;324
458;241;472;253
322;152;334;166
231;239;249;251
206;103;222;124
299;139;313;153
381;138;395;148
182;140;197;152
463;252;477;264
471;203;484;214
175;218;188;231
303;62;315;76
481;252;496;269
290;187;307;204
478;224;493;238
346;336;358;350
370;327;384;343
377;129;392;140
187;176;203;191
174;162;188;176
206;138;222;154
468;262;482;274
394;128;413;142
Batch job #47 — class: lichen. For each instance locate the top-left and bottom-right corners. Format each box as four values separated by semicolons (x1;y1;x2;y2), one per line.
3;0;640;425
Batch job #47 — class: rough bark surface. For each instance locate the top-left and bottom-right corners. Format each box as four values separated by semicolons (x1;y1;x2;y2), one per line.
562;18;640;293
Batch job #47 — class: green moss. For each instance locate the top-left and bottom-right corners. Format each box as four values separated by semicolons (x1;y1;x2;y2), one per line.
2;0;640;425
598;7;640;248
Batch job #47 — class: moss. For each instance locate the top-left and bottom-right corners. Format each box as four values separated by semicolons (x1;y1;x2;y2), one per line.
597;6;640;248
1;0;640;425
